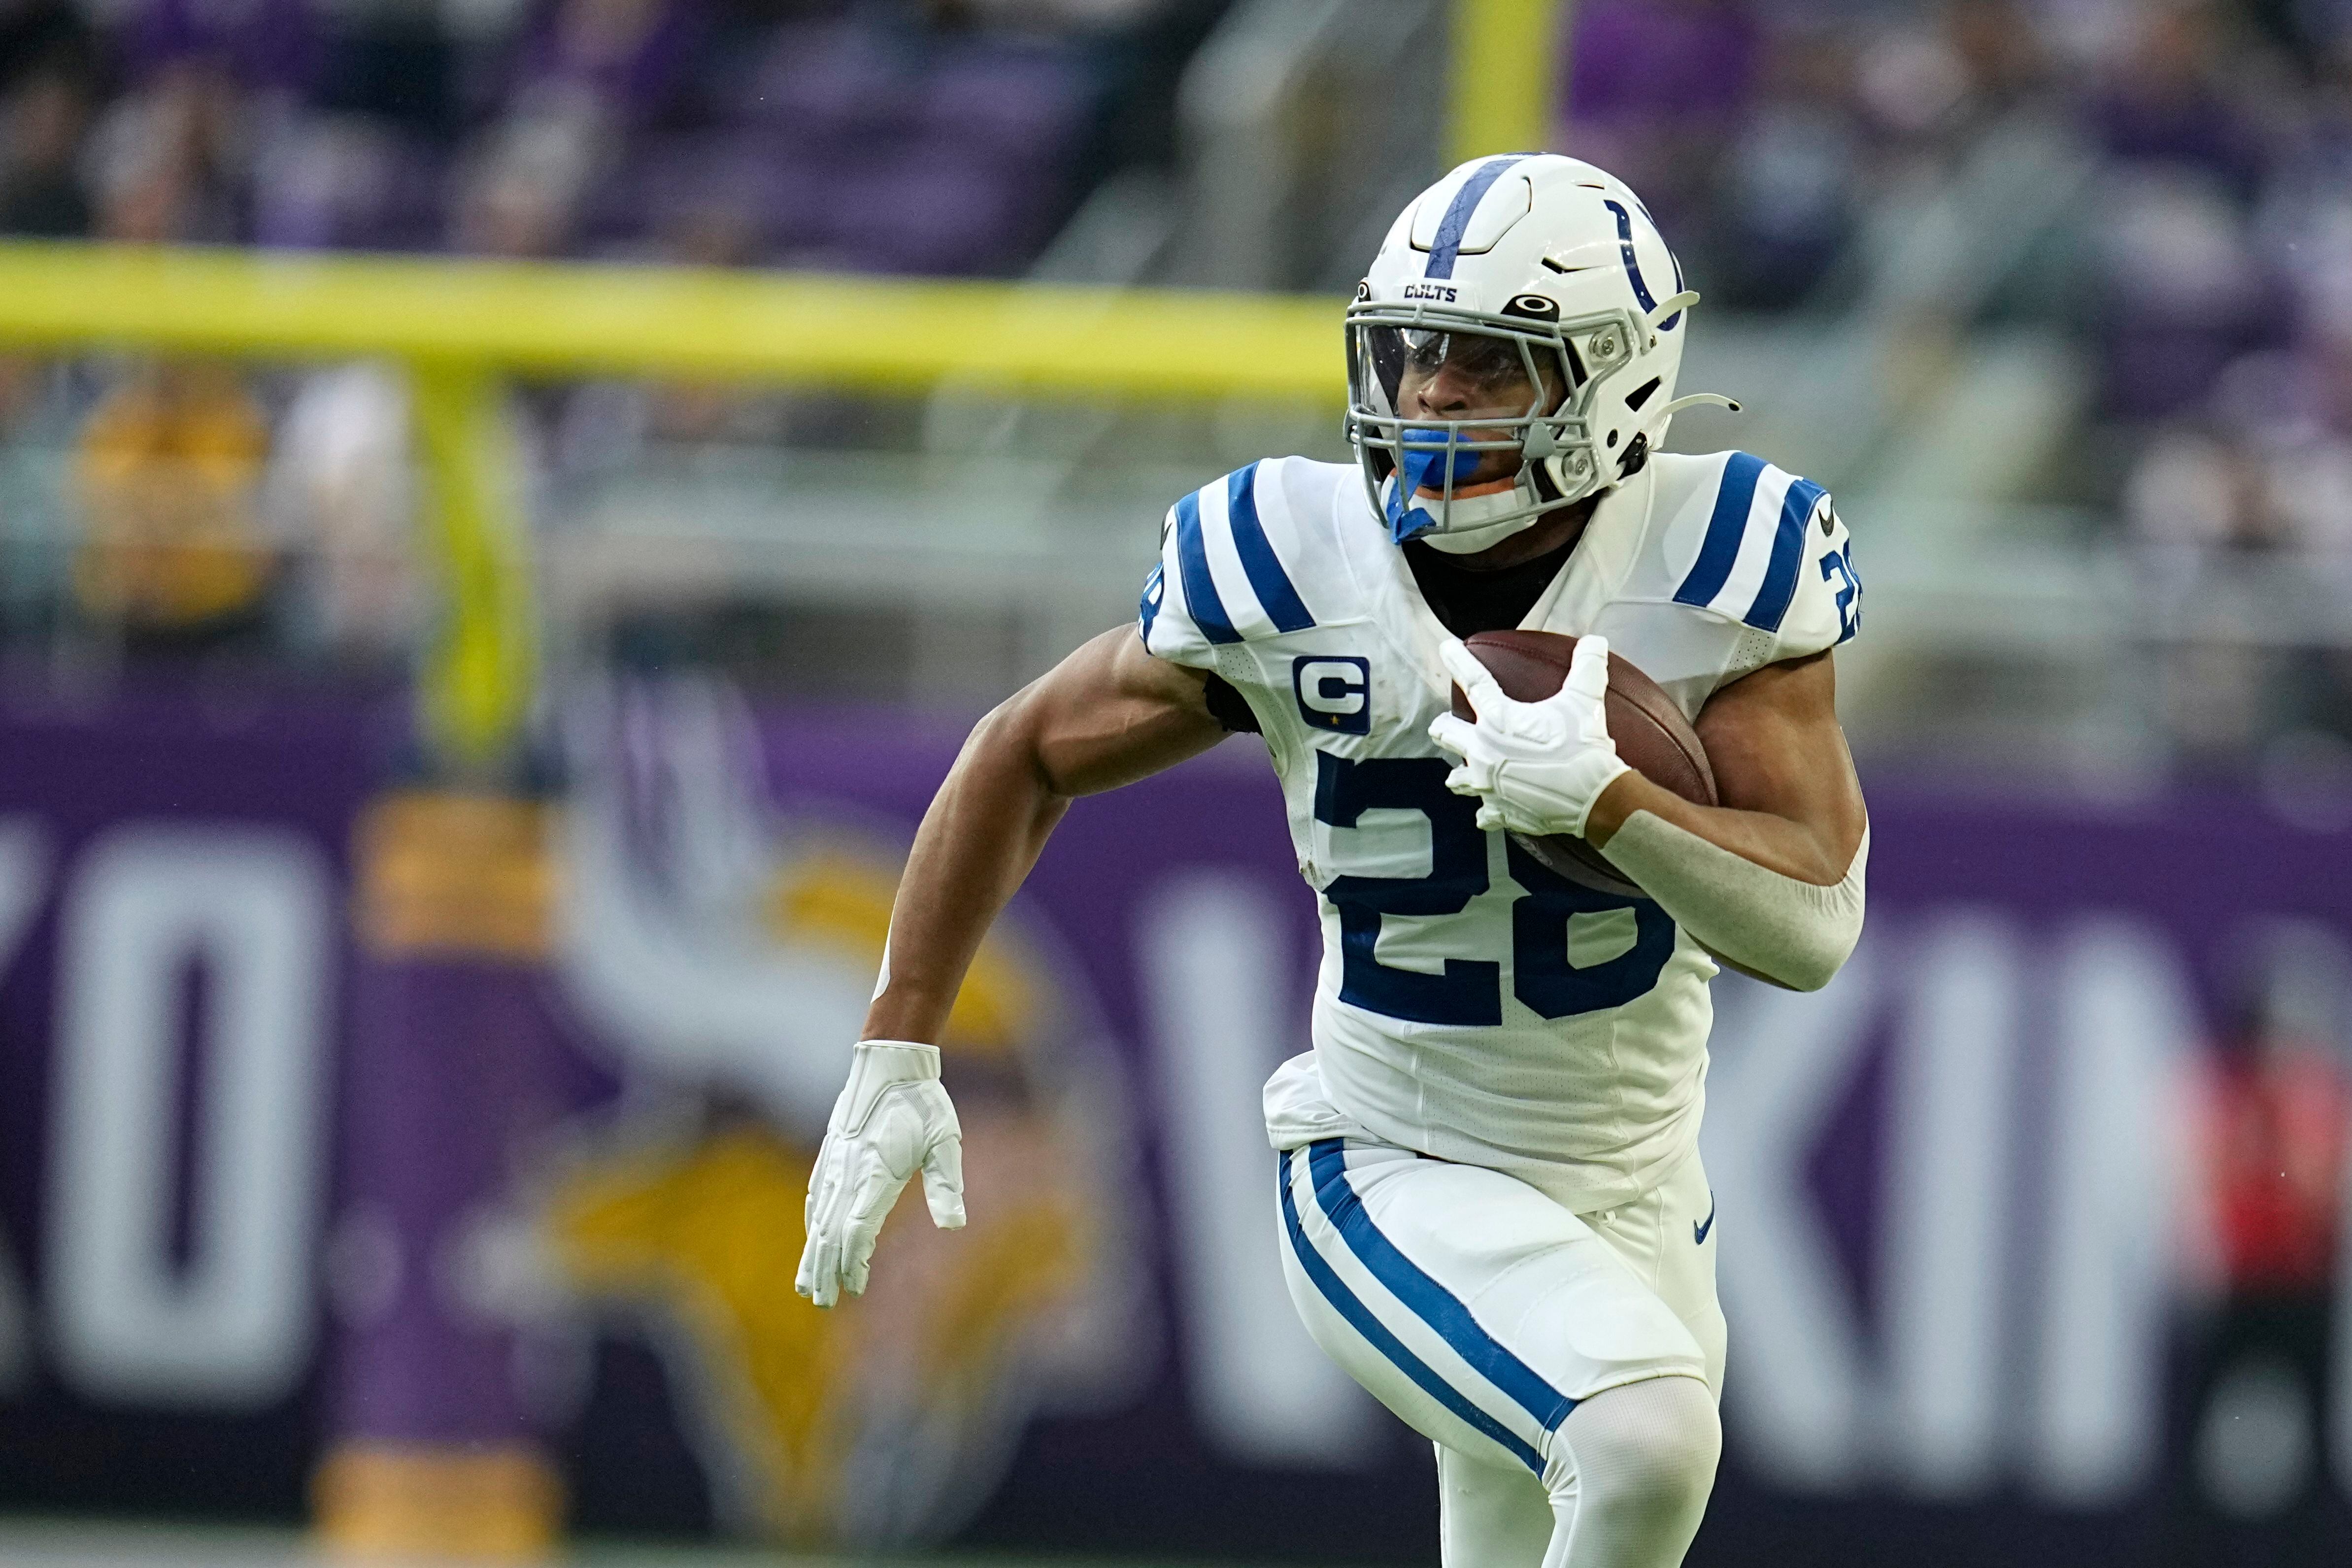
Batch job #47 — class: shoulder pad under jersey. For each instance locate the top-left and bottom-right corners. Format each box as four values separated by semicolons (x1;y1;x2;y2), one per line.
1644;450;1860;666
1139;458;1353;667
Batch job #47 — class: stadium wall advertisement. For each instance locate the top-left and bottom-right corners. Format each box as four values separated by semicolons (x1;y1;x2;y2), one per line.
0;683;2347;1565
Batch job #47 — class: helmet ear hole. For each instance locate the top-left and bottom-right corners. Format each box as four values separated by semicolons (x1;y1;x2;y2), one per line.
1606;430;1619;448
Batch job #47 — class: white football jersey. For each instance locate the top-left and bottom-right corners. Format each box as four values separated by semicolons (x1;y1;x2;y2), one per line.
1141;452;1861;1214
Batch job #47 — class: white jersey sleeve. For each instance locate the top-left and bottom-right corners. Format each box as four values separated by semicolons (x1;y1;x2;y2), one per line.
1647;449;1861;679
1589;451;1862;717
1775;500;1861;665
1138;459;1342;671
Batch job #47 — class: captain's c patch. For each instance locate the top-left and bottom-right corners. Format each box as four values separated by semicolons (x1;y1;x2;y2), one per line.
1293;656;1371;734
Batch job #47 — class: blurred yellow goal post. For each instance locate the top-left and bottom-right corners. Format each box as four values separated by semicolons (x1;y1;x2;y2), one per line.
0;0;1557;767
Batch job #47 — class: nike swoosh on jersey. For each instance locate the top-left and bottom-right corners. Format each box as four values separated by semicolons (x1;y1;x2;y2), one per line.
1693;1193;1716;1246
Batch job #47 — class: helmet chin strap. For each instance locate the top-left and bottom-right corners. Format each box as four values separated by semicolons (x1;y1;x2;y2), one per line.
1391;478;1544;554
1416;490;1541;554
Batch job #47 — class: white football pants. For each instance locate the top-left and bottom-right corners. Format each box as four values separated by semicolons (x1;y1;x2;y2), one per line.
1276;1137;1725;1568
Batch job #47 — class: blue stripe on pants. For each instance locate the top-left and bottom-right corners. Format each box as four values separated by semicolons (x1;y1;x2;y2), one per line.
1306;1140;1577;1435
1277;1148;1545;1473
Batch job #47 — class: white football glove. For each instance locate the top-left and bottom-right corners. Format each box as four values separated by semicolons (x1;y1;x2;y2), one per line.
795;1039;965;1309
1427;635;1631;838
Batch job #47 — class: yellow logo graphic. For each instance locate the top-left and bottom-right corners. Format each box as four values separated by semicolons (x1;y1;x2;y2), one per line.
546;839;1135;1544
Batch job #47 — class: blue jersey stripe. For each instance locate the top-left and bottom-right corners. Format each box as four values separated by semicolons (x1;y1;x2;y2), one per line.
1278;1150;1546;1474
1173;490;1242;645
1744;477;1826;632
1226;463;1314;634
1137;562;1164;644
1307;1140;1577;1435
1424;156;1527;280
1672;452;1767;608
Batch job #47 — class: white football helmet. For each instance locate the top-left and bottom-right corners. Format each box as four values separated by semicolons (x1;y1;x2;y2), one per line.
1344;153;1738;553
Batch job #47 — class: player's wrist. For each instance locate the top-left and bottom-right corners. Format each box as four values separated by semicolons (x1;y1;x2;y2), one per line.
1579;767;1659;847
1561;748;1632;837
860;989;953;1046
834;1039;946;1134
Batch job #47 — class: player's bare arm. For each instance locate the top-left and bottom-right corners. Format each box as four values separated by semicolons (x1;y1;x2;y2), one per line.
1613;647;1867;994
795;627;1223;1308
862;627;1225;1045
1588;649;1865;884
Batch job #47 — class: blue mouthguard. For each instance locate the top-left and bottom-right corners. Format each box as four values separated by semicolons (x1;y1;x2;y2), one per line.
1384;435;1485;545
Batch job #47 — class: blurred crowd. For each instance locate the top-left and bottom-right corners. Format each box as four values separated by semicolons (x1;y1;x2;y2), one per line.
1563;0;2352;411
0;0;1212;271
0;0;1222;672
3;0;2352;771
1562;0;2352;773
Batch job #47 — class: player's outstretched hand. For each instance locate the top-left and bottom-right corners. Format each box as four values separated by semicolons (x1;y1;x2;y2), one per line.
1428;635;1631;839
796;1039;966;1308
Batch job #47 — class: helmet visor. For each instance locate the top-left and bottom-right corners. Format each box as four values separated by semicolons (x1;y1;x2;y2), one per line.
1351;320;1578;495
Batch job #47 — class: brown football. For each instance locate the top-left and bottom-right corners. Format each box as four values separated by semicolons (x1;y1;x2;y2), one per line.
1448;630;1717;899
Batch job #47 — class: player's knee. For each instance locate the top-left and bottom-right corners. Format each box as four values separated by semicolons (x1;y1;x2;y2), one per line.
1615;1399;1720;1519
1552;1376;1721;1522
1601;1413;1716;1520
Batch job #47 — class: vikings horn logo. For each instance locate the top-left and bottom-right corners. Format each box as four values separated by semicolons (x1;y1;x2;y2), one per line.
545;675;1145;1544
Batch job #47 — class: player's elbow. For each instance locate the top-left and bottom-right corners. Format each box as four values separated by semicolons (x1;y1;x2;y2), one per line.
961;687;1067;801
1774;928;1858;993
1760;890;1865;992
1712;878;1864;992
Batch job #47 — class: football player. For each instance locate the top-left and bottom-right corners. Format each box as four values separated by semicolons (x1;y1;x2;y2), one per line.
798;153;1869;1568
